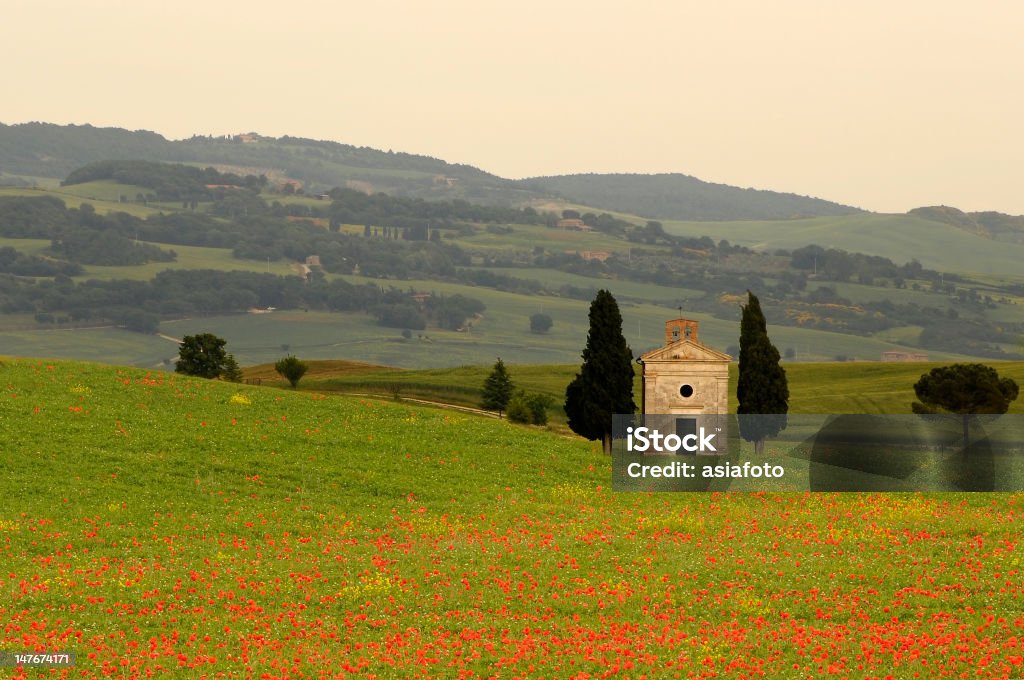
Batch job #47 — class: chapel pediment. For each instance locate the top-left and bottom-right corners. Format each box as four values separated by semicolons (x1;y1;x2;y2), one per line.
640;339;732;363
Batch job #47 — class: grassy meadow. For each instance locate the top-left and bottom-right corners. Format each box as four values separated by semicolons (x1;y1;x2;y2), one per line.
0;286;981;380
1;357;1023;678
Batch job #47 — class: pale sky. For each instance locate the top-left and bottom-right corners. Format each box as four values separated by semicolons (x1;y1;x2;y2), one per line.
3;0;1022;214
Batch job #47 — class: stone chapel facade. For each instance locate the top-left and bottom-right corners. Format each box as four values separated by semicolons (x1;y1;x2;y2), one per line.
637;318;731;449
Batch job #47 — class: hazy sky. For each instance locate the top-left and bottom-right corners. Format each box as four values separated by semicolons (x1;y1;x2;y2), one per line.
4;0;1022;214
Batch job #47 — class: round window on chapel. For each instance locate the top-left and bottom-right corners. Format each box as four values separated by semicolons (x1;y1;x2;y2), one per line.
680;384;694;398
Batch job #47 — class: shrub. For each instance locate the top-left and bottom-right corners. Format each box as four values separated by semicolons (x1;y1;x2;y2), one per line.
275;355;308;388
506;393;533;424
221;354;244;383
525;393;555;425
508;392;555;426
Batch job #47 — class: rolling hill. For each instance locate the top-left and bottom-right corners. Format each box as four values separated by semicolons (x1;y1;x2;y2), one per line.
4;123;1024;369
1;122;862;219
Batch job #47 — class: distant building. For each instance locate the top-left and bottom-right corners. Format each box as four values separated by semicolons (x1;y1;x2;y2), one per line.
305;255;321;267
881;351;929;362
556;218;592;231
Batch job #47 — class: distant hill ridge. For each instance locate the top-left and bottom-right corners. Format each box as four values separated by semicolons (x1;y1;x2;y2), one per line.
514;173;863;221
3;121;858;220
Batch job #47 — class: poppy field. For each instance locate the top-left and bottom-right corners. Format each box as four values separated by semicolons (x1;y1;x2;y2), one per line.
1;358;1023;679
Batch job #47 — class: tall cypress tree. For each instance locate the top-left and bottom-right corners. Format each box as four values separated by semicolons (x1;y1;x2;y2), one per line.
737;291;789;454
481;357;514;418
564;289;636;454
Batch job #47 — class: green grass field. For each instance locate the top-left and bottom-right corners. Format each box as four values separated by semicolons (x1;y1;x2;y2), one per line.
0;236;51;256
0;236;302;281
77;244;298;281
54;179;153;203
0;293;972;371
2;358;1022;677
0;327;174;367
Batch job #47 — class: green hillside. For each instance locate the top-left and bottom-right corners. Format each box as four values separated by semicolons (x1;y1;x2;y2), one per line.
663;212;1024;276
1;357;1022;676
3;134;1024;367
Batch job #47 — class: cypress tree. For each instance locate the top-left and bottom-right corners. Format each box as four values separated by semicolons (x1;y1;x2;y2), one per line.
481;357;514;418
564;289;636;454
737;291;789;454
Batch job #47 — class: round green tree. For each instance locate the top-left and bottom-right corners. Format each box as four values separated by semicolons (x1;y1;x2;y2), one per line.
564;289;636;454
912;363;1019;448
737;291;789;454
175;333;228;379
529;313;553;334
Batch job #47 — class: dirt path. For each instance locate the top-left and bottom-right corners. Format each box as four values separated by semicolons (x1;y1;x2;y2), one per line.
343;392;501;419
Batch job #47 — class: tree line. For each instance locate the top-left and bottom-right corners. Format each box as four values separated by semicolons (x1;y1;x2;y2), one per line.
0;269;486;335
0;197;175;265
